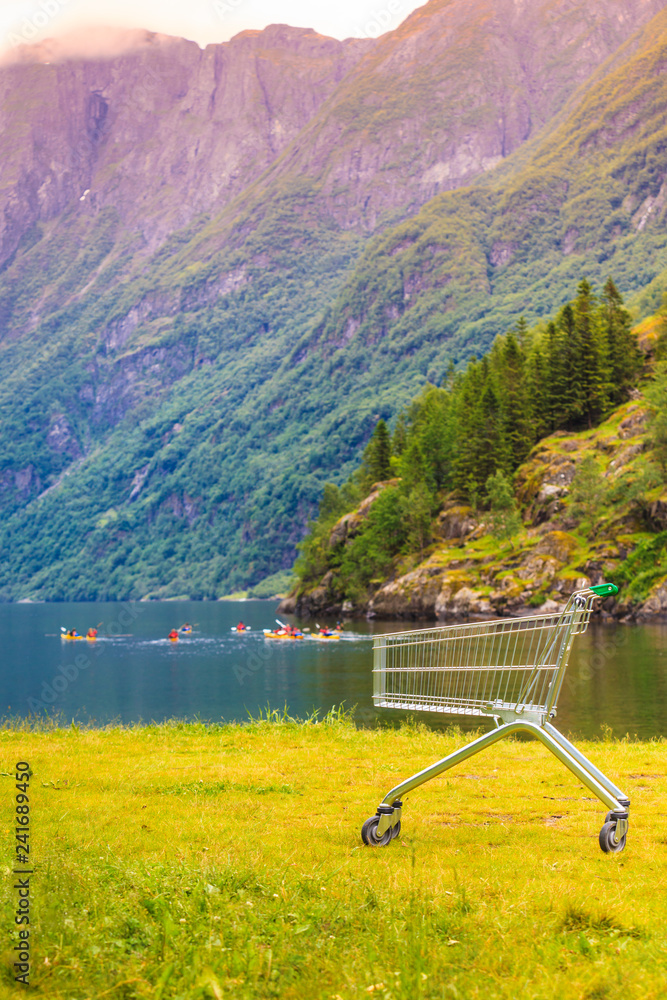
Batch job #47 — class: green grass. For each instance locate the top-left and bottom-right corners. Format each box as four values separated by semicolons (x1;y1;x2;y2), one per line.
1;716;666;998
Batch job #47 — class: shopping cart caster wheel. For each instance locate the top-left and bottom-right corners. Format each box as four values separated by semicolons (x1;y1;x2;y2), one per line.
361;816;393;847
391;820;401;840
599;821;626;854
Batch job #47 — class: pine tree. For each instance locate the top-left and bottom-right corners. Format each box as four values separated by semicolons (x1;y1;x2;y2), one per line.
417;388;454;491
601;277;641;401
559;302;585;426
455;358;502;494
499;331;532;469
479;377;505;479
525;341;549;440
574;278;608;427
543;320;569;431
361;419;392;489
515;315;530;352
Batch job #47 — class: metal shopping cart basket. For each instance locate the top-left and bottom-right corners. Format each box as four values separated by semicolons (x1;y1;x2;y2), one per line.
361;584;630;854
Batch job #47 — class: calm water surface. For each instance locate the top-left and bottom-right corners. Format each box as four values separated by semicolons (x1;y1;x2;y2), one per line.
1;601;666;739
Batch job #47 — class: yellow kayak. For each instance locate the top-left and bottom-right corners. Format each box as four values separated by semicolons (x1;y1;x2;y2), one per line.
309;633;341;641
263;630;305;640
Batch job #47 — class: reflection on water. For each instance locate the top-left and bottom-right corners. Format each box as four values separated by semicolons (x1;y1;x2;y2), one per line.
559;624;667;739
1;602;665;739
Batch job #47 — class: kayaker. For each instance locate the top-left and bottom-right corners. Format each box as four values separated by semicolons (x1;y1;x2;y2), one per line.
66;628;77;639
237;621;246;632
180;623;192;632
168;629;179;641
87;627;97;639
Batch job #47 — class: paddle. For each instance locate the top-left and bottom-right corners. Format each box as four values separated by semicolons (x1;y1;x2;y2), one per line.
54;628;134;637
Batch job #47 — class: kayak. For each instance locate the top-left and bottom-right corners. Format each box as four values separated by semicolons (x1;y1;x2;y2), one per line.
309;633;341;641
231;626;251;632
61;635;86;641
263;630;305;640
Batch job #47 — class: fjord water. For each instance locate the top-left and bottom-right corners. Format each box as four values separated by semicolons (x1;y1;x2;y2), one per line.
1;601;665;739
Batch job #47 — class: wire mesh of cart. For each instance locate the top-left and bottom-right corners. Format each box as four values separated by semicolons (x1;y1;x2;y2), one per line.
361;584;630;854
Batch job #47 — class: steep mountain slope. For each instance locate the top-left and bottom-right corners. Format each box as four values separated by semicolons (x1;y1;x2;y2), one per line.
0;25;372;259
2;0;661;343
310;4;667;365
0;26;373;330
1;0;667;600
261;0;667;226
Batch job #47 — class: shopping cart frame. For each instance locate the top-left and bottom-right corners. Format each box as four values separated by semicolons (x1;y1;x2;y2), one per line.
361;584;630;854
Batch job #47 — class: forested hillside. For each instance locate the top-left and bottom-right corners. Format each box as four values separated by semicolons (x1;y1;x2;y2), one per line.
1;0;667;600
290;285;667;620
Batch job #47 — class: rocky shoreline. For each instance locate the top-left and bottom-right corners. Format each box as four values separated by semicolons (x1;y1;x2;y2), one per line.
279;571;667;623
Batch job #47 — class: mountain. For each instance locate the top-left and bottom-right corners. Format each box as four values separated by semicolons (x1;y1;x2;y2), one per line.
0;25;373;272
1;0;667;600
260;0;667;226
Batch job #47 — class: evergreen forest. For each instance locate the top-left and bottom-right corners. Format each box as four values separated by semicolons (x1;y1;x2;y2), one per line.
295;278;663;605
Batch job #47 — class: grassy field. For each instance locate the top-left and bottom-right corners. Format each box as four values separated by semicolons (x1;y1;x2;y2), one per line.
1;714;665;999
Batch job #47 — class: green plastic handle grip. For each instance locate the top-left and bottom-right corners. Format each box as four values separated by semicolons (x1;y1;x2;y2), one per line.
590;583;619;597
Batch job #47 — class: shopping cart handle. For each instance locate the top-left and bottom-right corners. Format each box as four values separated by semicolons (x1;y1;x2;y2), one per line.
590;583;619;597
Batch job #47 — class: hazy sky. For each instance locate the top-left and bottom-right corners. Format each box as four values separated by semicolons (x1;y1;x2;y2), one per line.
1;0;423;51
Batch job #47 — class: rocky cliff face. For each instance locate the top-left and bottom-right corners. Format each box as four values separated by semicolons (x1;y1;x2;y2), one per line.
1;0;662;276
0;26;372;271
267;0;666;227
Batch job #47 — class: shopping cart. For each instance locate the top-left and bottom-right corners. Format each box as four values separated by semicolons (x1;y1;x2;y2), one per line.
361;584;630;854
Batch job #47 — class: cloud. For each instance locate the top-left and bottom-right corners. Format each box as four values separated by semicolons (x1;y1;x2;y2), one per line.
0;0;418;55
